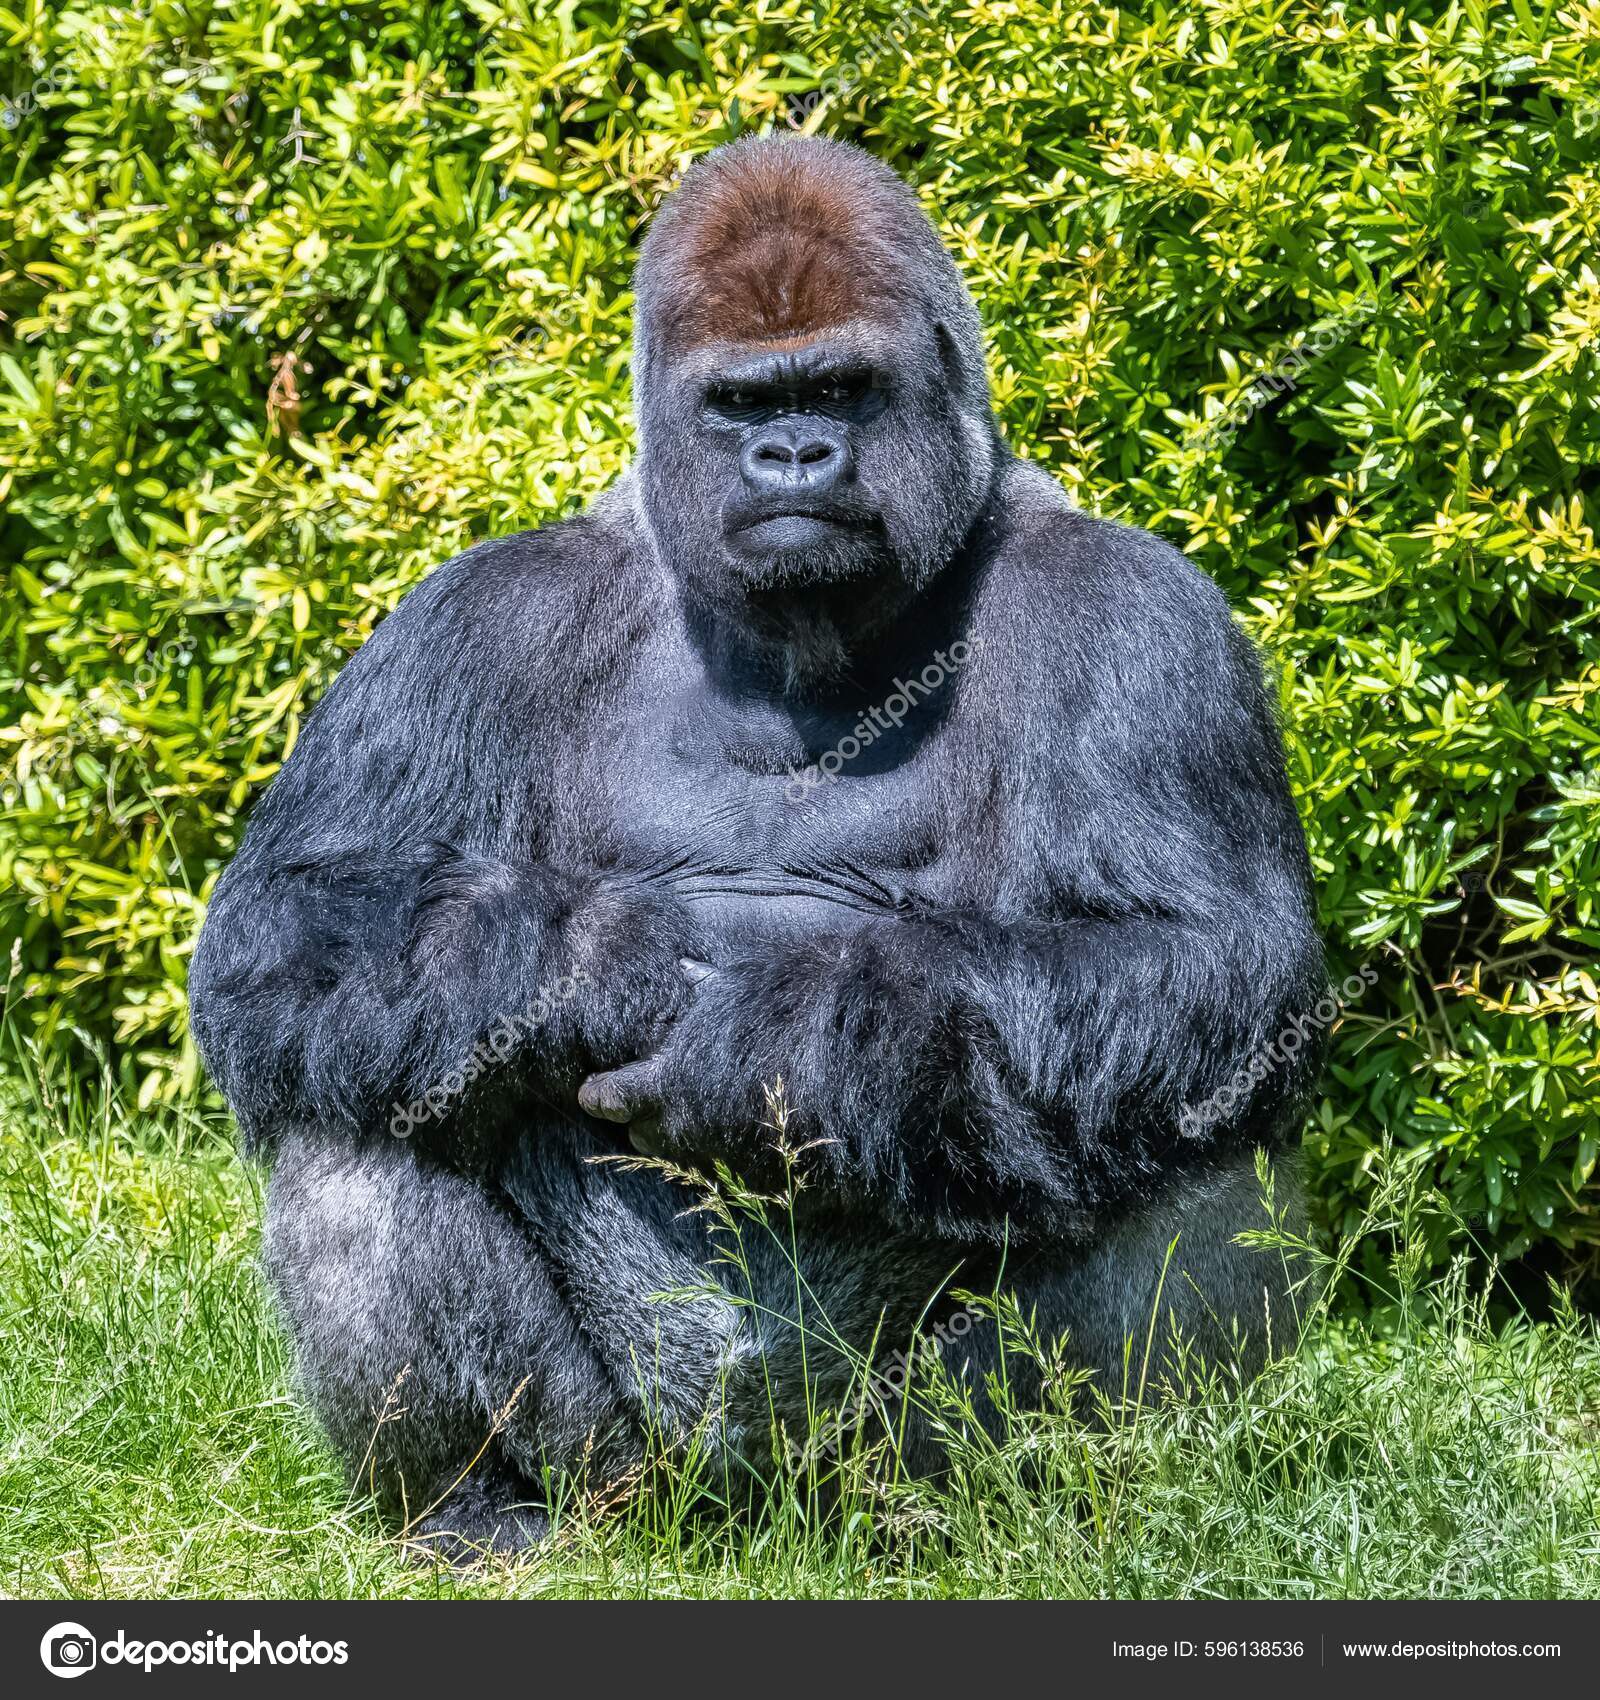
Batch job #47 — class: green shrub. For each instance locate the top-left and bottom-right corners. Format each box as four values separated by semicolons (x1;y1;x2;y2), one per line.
2;0;1597;1285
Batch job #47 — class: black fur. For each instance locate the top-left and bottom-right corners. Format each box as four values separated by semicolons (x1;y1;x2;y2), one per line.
189;135;1326;1548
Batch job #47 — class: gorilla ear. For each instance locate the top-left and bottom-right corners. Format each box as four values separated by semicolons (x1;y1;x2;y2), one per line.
934;321;968;394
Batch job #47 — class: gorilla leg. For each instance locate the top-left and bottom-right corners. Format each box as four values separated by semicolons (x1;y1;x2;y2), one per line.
895;1150;1306;1469
502;1130;1002;1478
264;1122;801;1537
498;1124;742;1448
1034;1149;1308;1403
263;1129;633;1550
265;1132;1300;1534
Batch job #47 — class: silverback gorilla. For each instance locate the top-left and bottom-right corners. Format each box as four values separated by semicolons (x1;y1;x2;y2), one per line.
190;135;1326;1552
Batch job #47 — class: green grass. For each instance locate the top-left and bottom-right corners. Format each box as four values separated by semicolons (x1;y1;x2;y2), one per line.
2;1052;1598;1601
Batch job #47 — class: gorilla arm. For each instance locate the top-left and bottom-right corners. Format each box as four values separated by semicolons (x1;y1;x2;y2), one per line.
581;568;1328;1243
188;538;698;1150
590;902;1323;1243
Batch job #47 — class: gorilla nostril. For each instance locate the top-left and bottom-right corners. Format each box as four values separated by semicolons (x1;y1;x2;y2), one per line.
741;428;849;493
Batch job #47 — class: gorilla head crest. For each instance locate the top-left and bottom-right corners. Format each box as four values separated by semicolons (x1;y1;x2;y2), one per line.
632;135;1001;690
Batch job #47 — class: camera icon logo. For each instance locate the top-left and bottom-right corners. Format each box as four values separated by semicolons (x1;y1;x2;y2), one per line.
40;1623;97;1678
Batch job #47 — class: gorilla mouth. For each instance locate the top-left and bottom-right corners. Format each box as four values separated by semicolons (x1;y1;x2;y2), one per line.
736;512;856;551
724;496;880;562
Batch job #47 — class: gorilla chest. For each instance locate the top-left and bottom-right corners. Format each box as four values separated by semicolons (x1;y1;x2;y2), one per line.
597;687;950;956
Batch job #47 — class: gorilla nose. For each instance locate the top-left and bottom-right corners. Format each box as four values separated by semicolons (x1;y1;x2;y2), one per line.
741;426;853;495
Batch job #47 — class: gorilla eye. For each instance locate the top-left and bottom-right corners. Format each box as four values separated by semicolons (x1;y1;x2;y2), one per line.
707;383;768;419
819;376;864;405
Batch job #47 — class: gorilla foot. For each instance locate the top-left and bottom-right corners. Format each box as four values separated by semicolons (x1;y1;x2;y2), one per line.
403;1471;550;1567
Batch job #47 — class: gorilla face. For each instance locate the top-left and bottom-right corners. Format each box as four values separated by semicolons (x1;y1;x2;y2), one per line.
631;136;1000;685
706;339;892;581
647;317;981;594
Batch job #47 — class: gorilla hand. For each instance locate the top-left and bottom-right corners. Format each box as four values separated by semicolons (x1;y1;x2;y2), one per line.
578;920;1064;1237
577;1054;667;1152
559;887;711;1078
576;932;932;1182
577;956;717;1151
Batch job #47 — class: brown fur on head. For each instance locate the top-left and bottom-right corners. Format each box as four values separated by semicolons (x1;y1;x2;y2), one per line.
633;135;982;375
642;143;908;355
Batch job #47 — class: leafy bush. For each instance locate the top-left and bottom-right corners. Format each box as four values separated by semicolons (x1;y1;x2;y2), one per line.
2;0;1597;1286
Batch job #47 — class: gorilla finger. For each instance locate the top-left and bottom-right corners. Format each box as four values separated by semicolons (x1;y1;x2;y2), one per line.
577;1074;633;1123
679;957;718;986
578;1060;663;1124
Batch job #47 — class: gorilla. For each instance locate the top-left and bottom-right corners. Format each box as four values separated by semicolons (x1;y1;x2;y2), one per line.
189;134;1326;1552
